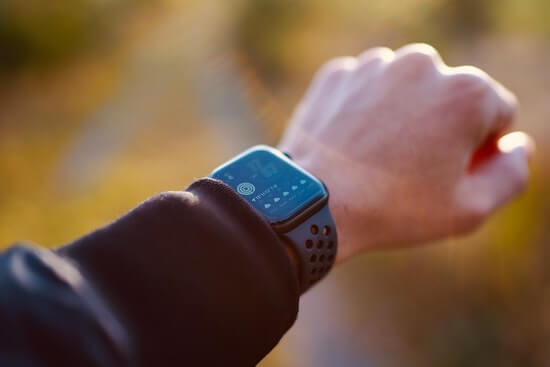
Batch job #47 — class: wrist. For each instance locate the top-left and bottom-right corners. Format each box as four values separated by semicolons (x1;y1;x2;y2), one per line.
211;145;338;292
279;137;370;264
289;157;354;264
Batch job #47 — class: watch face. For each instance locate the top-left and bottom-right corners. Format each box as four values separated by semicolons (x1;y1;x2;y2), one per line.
211;146;327;224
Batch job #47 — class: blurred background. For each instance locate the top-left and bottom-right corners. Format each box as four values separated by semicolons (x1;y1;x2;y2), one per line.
1;0;549;365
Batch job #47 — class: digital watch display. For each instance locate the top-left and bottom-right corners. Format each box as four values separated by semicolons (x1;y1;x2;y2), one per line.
211;145;337;292
211;146;327;227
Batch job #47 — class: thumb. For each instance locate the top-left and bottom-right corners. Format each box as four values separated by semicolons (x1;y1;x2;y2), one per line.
462;132;533;216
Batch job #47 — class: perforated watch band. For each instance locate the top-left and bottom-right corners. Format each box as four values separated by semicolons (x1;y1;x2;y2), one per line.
281;203;337;293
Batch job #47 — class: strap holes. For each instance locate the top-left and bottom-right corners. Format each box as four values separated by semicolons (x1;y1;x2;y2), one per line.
322;226;331;235
310;225;319;235
310;254;317;262
317;240;324;249
305;239;313;249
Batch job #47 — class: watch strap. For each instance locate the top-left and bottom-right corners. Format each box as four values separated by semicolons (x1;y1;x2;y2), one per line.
281;203;337;293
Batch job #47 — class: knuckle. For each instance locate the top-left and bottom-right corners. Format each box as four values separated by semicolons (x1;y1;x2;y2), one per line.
394;43;441;67
357;47;394;63
312;57;358;89
317;56;357;78
390;51;438;74
400;52;435;68
444;72;492;124
356;47;395;73
397;43;440;57
447;68;490;94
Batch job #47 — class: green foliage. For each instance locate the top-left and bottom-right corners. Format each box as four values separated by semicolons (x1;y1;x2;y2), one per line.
235;0;306;79
0;0;147;70
0;1;94;69
434;0;497;39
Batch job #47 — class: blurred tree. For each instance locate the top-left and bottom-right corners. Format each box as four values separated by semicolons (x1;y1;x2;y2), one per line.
0;1;108;70
234;0;307;81
0;0;154;72
433;0;497;40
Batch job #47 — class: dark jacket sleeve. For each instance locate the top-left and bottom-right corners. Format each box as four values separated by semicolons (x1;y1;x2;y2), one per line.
0;178;300;366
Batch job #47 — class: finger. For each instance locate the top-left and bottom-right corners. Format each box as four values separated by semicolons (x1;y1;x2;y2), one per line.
497;131;535;160
460;143;530;220
352;47;395;85
393;43;445;67
480;68;519;124
357;47;394;64
485;74;518;136
315;56;358;82
448;66;518;138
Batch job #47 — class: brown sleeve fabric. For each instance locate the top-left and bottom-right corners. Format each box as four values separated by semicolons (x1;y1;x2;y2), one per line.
1;178;300;366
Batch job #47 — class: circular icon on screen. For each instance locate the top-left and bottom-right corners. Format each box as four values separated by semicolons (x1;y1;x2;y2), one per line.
237;182;256;196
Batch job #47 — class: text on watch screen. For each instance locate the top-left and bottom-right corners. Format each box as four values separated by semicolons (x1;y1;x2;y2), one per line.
213;150;325;223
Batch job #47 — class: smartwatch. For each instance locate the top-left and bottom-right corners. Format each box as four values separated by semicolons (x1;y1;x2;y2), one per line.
210;145;337;292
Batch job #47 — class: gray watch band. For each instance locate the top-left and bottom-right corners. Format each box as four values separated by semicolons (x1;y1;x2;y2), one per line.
281;203;337;293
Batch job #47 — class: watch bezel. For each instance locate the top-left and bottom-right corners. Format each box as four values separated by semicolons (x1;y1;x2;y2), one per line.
271;190;328;233
210;145;328;233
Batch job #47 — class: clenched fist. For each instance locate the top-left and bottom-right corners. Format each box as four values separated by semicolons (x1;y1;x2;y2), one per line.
279;44;534;263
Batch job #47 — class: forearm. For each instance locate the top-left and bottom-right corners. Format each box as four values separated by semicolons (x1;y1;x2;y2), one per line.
58;179;299;366
1;179;300;367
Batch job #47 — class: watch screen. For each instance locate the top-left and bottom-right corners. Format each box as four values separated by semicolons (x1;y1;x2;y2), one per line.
211;147;327;223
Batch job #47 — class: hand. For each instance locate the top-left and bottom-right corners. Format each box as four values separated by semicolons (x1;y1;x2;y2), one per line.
278;44;534;264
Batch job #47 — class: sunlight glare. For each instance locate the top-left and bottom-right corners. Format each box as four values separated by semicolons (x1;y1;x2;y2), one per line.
497;131;531;153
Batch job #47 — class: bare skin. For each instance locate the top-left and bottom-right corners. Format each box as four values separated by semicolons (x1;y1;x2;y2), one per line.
278;44;534;265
